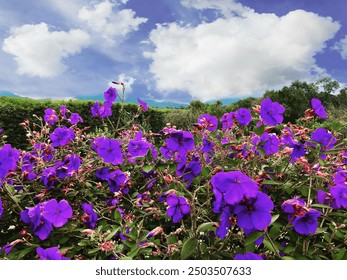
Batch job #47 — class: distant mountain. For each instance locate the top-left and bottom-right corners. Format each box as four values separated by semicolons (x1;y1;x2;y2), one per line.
77;94;241;108
77;94;189;108
0;90;19;97
0;90;240;108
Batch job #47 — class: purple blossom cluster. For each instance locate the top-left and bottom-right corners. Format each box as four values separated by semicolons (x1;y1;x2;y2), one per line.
281;198;321;235
20;199;73;240
211;171;274;238
1;91;346;260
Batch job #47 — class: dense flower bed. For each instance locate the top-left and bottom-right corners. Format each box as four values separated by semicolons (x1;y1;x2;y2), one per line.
0;86;346;260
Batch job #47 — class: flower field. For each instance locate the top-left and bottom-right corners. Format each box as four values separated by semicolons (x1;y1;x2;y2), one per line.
0;85;346;260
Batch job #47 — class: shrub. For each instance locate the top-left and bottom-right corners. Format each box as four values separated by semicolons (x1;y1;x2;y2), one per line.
0;87;346;260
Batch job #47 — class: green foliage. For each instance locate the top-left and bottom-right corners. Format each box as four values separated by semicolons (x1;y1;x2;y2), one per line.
0;97;166;149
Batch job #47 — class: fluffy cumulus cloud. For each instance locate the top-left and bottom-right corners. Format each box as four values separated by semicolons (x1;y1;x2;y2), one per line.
2;22;90;78
145;3;340;101
78;0;147;42
334;36;347;60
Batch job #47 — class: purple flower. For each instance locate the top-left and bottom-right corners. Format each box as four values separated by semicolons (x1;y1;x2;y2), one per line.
343;151;347;165
137;98;148;112
165;130;194;155
310;128;336;151
93;137;123;165
91;101;112;118
128;139;151;158
81;203;98;229
95;167;110;180
50;127;75;147
107;170;129;193
59;105;67;120
211;171;258;209
317;190;338;209
44;108;58;125
176;160;201;182
91;102;101;117
234;192;274;230
220;112;234;130
259;132;280;155
56;153;81;179
260;98;285;126
0;144;20;180
146;226;163;238
40;167;57;188
202;138;214;153
290;141;305;160
281;197;306;214
21;204;53;240
281;198;321;235
198;114;218;131
36;247;69;260
234;252;263;260
311;98;327;119
292;209;321;235
70;113;83;125
216;206;232;238
0;244;12;255
166;194;190;223
235;108;252;126
33;143;55;161
0;198;3;220
42;199;73;227
330;185;347;209
334;170;347;185
104;87;117;102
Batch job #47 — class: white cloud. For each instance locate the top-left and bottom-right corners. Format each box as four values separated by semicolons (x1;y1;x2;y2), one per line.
109;73;135;94
334;35;347;59
2;22;90;78
144;9;340;101
78;0;147;43
180;0;252;17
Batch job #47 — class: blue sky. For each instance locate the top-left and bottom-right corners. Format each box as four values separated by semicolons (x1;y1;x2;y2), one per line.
0;0;346;103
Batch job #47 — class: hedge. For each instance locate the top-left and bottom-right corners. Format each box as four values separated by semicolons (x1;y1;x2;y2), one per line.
0;97;167;149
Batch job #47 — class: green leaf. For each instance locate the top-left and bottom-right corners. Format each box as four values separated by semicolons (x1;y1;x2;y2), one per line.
334;248;346;260
5;184;15;194
59;237;69;244
142;164;155;173
17;246;36;259
128;247;141;258
168;235;177;245
120;256;133;260
270;214;280;225
77;241;89;247
263;238;283;254
197;222;216;233
113;210;122;224
284;246;295;254
244;231;263;246
311;204;332;209
262;180;283;185
254;124;265;136
181;237;198;260
201;167;210;178
122;241;136;250
87;248;100;255
105;228;119;241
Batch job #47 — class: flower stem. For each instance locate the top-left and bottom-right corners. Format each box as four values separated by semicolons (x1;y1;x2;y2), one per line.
265;231;282;259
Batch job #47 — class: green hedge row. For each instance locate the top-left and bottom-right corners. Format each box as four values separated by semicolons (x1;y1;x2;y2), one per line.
0;97;167;149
